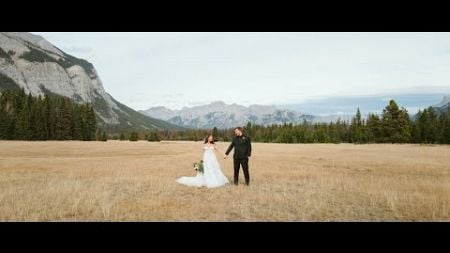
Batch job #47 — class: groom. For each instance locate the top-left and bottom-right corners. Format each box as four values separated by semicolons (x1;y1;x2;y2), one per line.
224;127;252;186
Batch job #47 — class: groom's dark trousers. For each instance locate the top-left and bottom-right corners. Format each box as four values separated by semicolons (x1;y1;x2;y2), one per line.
234;158;250;185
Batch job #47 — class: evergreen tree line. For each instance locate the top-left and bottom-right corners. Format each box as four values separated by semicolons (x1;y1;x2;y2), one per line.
0;89;97;141
241;100;449;144
118;99;450;144
4;89;445;144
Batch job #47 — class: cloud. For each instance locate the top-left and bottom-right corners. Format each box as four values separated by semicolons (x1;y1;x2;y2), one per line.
32;32;450;111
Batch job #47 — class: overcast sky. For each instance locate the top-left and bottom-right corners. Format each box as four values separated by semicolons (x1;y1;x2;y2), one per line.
33;32;450;111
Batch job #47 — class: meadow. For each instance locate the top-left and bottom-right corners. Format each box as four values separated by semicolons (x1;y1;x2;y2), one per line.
0;141;448;221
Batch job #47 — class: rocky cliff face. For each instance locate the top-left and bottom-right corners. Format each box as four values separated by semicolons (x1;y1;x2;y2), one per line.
0;32;179;132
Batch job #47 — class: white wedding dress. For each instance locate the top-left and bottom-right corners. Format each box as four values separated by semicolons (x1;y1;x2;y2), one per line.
176;145;229;188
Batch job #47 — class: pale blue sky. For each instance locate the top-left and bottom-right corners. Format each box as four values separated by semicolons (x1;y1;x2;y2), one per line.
33;32;450;111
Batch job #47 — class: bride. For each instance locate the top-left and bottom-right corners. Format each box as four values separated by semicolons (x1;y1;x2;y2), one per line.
176;134;229;188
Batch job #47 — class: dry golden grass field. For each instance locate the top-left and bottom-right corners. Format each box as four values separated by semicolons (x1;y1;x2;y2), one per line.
0;141;448;221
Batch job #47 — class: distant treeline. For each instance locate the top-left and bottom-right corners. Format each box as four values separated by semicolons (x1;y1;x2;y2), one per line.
121;100;450;144
0;89;97;140
1;89;449;144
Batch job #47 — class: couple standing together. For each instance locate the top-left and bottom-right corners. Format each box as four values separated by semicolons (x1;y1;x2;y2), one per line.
176;127;252;188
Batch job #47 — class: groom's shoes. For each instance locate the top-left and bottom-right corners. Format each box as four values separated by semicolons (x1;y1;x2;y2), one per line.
233;182;250;186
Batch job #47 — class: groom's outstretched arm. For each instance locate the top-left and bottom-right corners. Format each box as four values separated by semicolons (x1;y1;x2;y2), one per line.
225;141;234;156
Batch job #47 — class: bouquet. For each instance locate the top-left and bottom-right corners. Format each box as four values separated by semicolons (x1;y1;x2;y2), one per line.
194;160;204;174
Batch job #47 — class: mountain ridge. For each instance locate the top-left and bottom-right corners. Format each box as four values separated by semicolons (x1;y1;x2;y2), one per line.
0;32;180;132
140;101;315;129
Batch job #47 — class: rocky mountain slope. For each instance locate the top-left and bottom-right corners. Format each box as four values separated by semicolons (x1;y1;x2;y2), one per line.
0;32;180;132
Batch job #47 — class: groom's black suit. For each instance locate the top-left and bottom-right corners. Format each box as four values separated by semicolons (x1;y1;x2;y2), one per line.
225;135;252;185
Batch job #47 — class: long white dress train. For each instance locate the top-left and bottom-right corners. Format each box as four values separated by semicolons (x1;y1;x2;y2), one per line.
176;145;229;188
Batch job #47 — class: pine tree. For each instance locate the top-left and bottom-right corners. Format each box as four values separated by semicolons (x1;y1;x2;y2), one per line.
0;92;7;139
129;132;138;141
31;97;47;140
16;93;31;140
314;123;330;143
366;113;382;143
244;122;253;139
44;94;55;139
295;124;307;143
426;107;439;143
212;127;219;141
119;133;126;141
86;105;97;141
71;106;82;141
100;131;108;142
147;131;160;142
439;110;450;144
349;108;366;143
327;122;340;144
381;100;411;143
414;107;439;144
56;98;73;140
79;104;89;141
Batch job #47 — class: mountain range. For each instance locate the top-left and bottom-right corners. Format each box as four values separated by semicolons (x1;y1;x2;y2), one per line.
0;32;180;132
141;95;450;129
140;101;315;129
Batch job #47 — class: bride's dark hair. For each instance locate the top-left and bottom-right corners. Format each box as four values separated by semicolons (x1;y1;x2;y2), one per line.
204;134;215;144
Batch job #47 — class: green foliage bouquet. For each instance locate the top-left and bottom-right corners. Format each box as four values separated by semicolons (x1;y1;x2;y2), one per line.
194;160;204;174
